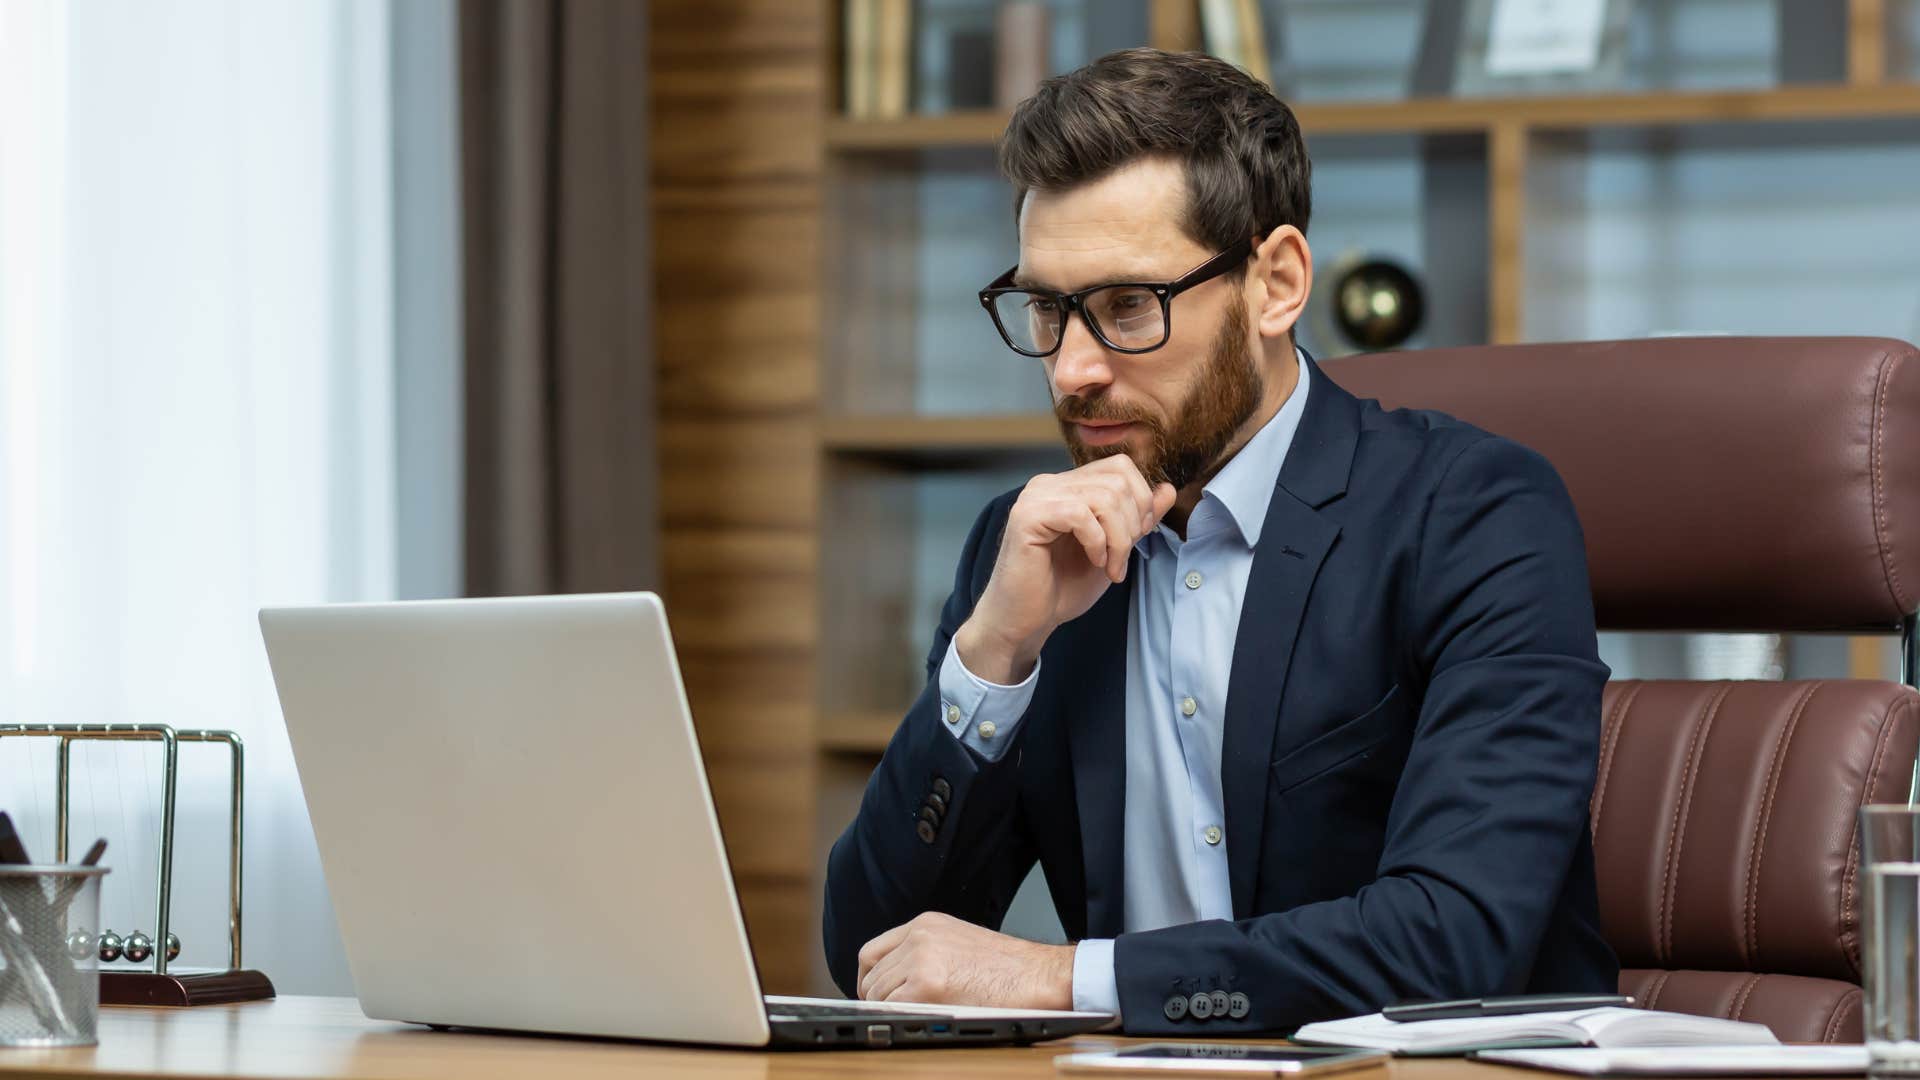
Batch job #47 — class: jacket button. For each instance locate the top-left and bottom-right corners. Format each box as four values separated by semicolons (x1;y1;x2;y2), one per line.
1209;990;1230;1017
915;820;936;844
1163;994;1188;1021
927;791;948;815
1188;991;1213;1019
918;805;941;827
1228;991;1250;1019
932;777;952;800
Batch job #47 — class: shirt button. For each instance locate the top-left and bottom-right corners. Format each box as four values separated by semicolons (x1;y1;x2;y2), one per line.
978;720;997;740
1180;696;1197;717
1204;825;1223;846
944;703;961;725
1185;570;1203;590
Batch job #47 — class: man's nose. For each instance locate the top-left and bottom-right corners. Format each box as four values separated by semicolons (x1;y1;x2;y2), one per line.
1049;313;1115;400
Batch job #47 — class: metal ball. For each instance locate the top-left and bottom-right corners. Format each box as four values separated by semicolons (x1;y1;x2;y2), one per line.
165;932;181;962
97;931;124;963
124;931;154;964
1331;258;1425;351
67;931;94;960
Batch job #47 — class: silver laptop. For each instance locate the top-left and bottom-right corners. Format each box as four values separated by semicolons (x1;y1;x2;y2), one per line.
257;591;1112;1048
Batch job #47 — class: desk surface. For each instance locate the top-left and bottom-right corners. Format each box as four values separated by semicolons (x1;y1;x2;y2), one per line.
0;996;1777;1080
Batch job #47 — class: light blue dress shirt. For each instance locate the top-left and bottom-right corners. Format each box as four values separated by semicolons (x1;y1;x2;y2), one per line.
935;349;1310;1017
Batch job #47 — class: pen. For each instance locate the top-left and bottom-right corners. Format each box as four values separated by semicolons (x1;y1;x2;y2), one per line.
1382;994;1634;1022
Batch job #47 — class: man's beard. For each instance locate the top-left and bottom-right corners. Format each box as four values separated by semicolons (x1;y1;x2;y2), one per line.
1054;292;1265;492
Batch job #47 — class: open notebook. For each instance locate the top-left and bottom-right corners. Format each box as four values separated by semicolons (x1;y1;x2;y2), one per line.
1292;1007;1779;1055
1470;1046;1869;1076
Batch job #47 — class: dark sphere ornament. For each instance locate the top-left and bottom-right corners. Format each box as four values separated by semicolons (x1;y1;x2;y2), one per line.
97;931;124;963
67;931;94;960
165;932;181;962
124;931;154;964
1331;258;1425;351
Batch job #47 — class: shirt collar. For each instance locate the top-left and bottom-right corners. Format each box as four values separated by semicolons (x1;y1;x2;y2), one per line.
1138;345;1311;558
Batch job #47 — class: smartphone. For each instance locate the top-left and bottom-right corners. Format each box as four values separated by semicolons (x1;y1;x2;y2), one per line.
1055;1043;1391;1076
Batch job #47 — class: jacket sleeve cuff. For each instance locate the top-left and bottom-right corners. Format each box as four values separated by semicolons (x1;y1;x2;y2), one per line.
936;637;1040;763
1071;937;1122;1017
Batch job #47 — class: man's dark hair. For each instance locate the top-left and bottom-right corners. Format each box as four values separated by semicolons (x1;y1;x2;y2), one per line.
997;48;1311;255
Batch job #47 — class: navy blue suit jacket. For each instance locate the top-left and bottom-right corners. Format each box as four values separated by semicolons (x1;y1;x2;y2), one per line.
823;354;1619;1033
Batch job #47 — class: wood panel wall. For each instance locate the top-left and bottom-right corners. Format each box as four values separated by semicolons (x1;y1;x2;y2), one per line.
649;0;824;993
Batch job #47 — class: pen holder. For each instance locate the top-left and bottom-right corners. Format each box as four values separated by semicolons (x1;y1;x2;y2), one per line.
0;865;108;1047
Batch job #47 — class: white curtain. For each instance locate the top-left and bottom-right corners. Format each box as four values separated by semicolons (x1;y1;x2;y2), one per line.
0;0;405;994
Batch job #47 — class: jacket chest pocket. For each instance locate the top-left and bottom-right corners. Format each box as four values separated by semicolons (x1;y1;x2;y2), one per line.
1268;684;1406;794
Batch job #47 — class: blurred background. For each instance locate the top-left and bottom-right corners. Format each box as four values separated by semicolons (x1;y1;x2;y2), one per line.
0;0;1917;1001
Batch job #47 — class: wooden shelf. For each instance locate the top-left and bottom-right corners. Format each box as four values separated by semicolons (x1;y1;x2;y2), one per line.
821;413;1060;453
826;83;1920;151
818;709;901;754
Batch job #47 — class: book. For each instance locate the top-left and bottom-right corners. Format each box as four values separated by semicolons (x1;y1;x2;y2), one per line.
873;0;911;119
1199;0;1272;85
844;0;875;117
1471;1046;1870;1076
1232;0;1271;84
994;1;1049;111
1292;1007;1779;1056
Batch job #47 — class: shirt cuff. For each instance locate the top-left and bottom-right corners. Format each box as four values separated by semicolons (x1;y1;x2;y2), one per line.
935;637;1040;762
1071;937;1121;1017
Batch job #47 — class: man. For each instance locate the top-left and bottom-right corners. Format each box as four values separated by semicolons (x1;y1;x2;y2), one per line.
823;48;1617;1034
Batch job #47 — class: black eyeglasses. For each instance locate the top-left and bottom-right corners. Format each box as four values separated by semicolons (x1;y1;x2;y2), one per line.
977;237;1255;358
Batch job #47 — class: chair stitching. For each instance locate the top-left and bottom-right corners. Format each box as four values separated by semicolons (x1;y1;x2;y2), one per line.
1824;989;1861;1044
1728;973;1761;1021
1643;970;1674;1010
1592;681;1641;845
1663;682;1733;965
1748;681;1818;975
1844;694;1910;979
1870;347;1909;614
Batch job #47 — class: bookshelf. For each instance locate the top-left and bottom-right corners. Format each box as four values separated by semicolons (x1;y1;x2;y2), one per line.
799;0;1920;988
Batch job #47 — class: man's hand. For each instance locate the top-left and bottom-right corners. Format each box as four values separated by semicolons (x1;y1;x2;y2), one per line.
954;456;1177;683
856;912;1076;1010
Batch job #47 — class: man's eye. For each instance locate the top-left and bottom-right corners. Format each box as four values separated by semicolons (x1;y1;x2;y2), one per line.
1026;297;1061;314
1110;294;1146;311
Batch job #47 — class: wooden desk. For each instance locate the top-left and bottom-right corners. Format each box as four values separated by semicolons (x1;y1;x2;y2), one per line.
0;996;1674;1080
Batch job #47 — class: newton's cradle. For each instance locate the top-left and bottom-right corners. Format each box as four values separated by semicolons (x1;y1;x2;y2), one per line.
0;723;274;1006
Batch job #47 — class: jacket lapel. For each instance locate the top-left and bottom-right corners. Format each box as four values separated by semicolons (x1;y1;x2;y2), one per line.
1066;567;1133;938
1222;353;1362;916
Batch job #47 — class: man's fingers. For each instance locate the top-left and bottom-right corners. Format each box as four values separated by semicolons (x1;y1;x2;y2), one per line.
1085;496;1136;582
1089;451;1155;511
863;945;912;1003
1149;482;1177;523
1060;502;1109;571
856;923;911;998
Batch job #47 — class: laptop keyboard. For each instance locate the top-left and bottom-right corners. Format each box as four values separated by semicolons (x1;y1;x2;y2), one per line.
767;1000;935;1018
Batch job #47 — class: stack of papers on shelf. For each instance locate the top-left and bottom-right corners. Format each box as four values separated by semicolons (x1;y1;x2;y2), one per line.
1472;1046;1869;1076
1292;1007;1779;1055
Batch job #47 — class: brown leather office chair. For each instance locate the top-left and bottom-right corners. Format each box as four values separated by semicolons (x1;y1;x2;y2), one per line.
1325;336;1920;1042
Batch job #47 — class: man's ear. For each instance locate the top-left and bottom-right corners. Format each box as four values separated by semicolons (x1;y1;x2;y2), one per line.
1252;225;1310;341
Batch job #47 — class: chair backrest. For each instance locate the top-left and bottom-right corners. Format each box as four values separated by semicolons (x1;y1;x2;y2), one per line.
1325;336;1920;1041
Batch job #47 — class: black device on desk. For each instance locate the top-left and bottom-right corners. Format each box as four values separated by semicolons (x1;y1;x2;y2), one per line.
1383;995;1635;1022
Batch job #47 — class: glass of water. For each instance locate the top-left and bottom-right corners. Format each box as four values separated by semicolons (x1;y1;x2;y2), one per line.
1863;806;1920;1073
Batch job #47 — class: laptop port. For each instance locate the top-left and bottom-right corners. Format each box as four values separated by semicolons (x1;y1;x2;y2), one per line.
959;1026;994;1036
866;1024;892;1047
835;1025;854;1038
902;1024;925;1035
930;1023;951;1035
